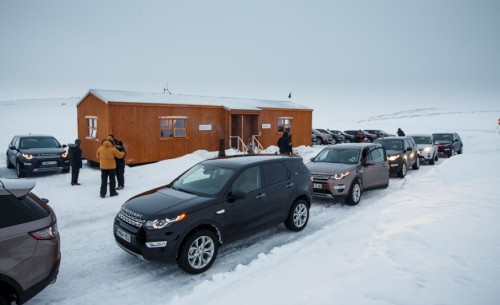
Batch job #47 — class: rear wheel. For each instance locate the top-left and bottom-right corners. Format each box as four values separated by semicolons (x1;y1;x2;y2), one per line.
458;146;463;154
346;180;362;205
0;292;12;305
397;162;407;178
344;139;351;143
285;199;309;231
331;138;336;145
177;230;218;274
448;148;454;158
16;160;26;178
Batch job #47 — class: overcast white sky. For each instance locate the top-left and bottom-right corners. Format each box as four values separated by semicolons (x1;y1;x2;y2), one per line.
1;0;499;114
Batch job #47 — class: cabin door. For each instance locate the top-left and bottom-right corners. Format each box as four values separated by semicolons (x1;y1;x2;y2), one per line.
230;114;258;150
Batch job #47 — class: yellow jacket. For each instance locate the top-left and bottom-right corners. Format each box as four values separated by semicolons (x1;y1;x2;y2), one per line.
96;139;125;169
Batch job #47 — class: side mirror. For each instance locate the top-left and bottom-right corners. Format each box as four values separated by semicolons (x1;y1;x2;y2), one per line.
9;145;16;150
41;198;49;204
364;160;375;166
310;157;315;162
227;191;246;203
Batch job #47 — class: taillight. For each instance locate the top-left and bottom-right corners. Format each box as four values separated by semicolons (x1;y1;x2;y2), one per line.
30;222;58;240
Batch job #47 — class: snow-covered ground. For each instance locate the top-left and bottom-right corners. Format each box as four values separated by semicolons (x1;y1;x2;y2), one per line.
1;98;500;305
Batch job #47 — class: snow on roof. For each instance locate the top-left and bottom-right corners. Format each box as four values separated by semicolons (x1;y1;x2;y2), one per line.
83;89;311;111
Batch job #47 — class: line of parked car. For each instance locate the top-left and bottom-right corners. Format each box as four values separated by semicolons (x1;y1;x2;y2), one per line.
312;128;395;145
1;131;464;303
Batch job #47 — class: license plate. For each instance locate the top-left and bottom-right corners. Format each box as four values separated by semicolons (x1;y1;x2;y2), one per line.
313;183;322;189
116;227;131;243
43;161;57;165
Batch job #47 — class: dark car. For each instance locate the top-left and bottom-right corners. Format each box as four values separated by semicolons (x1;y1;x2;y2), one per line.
311;132;319;145
432;132;463;157
344;130;377;142
6;135;70;178
307;143;389;205
315;129;345;144
0;179;61;305
364;129;394;138
329;130;355;143
374;136;420;178
113;155;312;274
312;129;333;145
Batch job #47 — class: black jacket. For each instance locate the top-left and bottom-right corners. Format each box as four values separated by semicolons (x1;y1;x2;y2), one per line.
277;134;291;155
68;145;82;168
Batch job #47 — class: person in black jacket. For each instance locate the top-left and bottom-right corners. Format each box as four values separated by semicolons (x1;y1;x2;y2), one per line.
69;139;83;185
277;131;292;155
115;140;126;190
397;128;406;136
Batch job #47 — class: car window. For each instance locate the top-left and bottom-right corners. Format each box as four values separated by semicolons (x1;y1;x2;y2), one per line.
173;164;235;196
0;194;49;228
413;136;432;144
315;149;359;164
285;159;309;175
369;147;385;163
232;166;261;193
20;137;60;149
262;162;290;186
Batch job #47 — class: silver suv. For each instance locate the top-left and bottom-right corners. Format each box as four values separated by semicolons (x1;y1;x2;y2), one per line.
409;134;438;165
307;143;389;205
0;179;61;305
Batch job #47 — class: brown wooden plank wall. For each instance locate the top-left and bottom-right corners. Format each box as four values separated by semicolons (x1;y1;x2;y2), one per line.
258;108;313;149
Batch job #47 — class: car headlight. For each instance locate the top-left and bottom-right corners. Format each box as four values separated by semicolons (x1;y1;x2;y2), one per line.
61;151;68;158
21;153;34;160
423;147;432;152
145;214;186;230
331;171;350;180
388;155;400;161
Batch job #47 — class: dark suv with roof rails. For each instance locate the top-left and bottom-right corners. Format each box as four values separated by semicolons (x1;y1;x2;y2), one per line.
374;136;420;178
433;132;463;157
6;135;70;178
113;155;312;274
0;179;61;305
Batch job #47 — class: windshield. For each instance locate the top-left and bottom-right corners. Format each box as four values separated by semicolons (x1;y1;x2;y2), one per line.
172;164;235;197
20;137;61;149
412;136;432;145
433;134;453;142
314;148;360;164
375;139;403;150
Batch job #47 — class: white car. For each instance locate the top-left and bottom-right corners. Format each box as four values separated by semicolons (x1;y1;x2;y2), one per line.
409;134;438;165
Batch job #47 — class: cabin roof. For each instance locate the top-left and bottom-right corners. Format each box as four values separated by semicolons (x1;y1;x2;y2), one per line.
80;89;311;111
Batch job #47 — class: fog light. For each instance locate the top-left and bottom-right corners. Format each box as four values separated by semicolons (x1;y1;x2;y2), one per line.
145;241;167;248
334;185;345;190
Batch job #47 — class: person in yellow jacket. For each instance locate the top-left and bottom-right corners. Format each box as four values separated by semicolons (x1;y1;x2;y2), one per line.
96;139;125;198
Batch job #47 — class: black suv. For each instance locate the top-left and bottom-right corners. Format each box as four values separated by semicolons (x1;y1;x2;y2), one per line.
433;132;463;157
113;155;312;274
374;136;420;178
329;130;355;143
6;135;70;178
315;128;345;144
0;179;61;305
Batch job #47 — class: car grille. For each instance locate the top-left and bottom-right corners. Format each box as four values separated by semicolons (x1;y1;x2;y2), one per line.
311;173;330;181
118;208;146;228
35;153;61;159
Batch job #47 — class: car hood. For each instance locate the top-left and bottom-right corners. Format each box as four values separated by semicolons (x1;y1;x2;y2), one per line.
385;149;404;155
122;187;215;219
18;147;66;154
307;162;356;174
416;144;433;149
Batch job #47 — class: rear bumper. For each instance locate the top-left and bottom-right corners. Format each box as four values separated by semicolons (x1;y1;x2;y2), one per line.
18;255;60;304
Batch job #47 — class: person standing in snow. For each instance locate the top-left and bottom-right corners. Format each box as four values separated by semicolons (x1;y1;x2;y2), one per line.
115;140;126;190
68;139;83;185
397;128;406;136
96;138;125;198
277;131;292;155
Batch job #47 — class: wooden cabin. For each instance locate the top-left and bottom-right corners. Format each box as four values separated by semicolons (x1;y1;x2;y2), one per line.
77;89;313;165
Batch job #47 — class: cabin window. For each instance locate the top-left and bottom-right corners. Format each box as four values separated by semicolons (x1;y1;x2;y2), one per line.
160;117;187;138
85;116;98;139
277;117;292;133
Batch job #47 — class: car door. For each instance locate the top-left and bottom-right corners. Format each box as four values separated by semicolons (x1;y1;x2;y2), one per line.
7;136;19;165
362;147;389;188
223;165;270;242
261;161;295;224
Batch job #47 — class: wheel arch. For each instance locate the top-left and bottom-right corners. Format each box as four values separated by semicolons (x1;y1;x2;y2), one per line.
175;222;222;259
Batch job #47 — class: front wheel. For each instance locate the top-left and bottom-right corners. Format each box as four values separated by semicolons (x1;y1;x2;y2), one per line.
0;292;12;305
412;156;420;170
6;156;14;169
346;180;362;205
285;199;309;231
331;138;337;145
458;146;463;154
397;162;407;178
16;160;26;178
448;148;454;158
177;230;218;274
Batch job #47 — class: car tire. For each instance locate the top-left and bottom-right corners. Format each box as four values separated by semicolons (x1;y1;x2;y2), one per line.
429;156;435;165
397;162;407;178
16;160;26;178
448;148;454;158
458;146;463;154
284;199;309;231
331;138;337;145
345;139;351;143
177;230;218;274
412;156;420;170
346;180;362;206
0;292;11;305
6;156;14;169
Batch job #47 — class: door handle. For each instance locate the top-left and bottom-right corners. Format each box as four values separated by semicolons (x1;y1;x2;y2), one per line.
286;182;294;188
216;209;225;215
256;193;266;199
